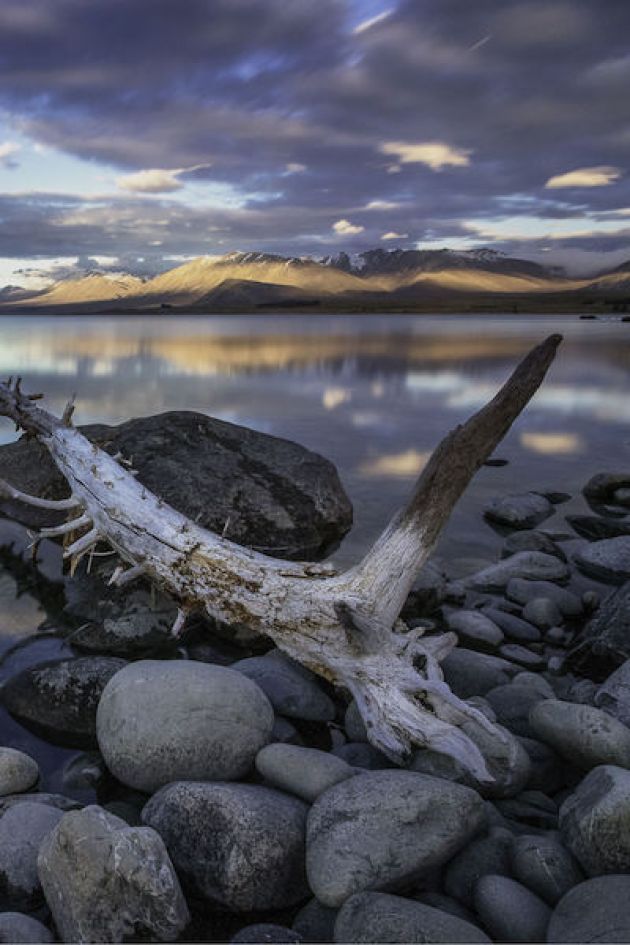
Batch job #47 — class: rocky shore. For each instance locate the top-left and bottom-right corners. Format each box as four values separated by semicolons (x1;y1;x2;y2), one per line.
2;451;630;942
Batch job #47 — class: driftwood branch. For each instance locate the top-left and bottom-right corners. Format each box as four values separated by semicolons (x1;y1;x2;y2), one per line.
0;335;561;787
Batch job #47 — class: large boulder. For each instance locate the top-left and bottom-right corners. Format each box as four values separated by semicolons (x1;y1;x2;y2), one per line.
559;765;630;875
96;660;274;792
0;803;64;910
334;892;490;944
306;771;486;907
547;875;630;943
142;782;309;911
529;700;630;770
0;412;352;560
0;657;126;749
566;582;630;680
37;805;189;943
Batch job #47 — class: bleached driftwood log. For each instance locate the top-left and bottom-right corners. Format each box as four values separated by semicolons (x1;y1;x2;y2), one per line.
0;335;561;783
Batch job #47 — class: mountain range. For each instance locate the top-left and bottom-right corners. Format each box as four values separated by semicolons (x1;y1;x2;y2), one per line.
2;248;630;313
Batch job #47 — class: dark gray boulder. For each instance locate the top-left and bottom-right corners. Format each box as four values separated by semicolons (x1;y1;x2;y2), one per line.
474;874;551;943
547;875;630;943
0;411;352;560
566;582;630;680
0;803;64;910
595;660;630;725
575;536;630;584
232;650;336;721
502;530;567;561
529;700;630;770
334;892;490;944
511;834;583;906
0;749;39;798
443;828;514;907
292;898;338;944
0;913;53;943
441;648;520;698
306;771;486;907
559;765;630;875
142;781;309;911
0;656;126;748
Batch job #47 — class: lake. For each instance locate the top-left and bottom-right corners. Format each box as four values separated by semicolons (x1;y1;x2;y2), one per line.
0;312;629;796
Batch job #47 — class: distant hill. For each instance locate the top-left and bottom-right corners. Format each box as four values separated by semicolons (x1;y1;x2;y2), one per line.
2;248;629;313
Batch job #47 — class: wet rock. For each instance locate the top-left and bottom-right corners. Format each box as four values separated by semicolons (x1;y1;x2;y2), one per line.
0;657;126;749
0;803;63;910
547;875;630;943
142;781;309;911
231;925;303;943
38;804;189;943
306;771;485;907
505;579;583;617
445;611;504;652
566;582;630;680
444;828;513;907
467;553;570;592
530;700;630;770
576;536;630;584
0;913;53;943
233;651;335;722
0;411;352;561
559;765;630;874
484;493;554;531
334;892;490;944
256;744;356;803
292;898;338;944
96;659;274;792
595;660;630;726
502;530;567;561
441;648;519;698
474;875;551;943
511;834;583;905
0;749;39;797
482;608;541;643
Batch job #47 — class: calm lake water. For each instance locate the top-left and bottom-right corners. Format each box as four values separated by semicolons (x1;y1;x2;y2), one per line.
0;311;629;795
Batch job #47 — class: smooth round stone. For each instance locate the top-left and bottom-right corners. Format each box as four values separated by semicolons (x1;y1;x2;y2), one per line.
484;493;554;531
143;781;309;911
505;580;583;617
232;650;335;721
500;644;546;670
256;744;356;802
441;649;519;698
0;802;64;909
292;898;338;944
334;892;490;944
523;597;563;630
467;553;570;592
559;765;630;874
547;876;630;943
0;748;39;797
483;608;541;643
445;611;504;651
502;531;566;562
576;536;630;584
444;828;514;907
231;924;303;943
529;700;630;770
0;913;53;943
511;834;583;905
484;685;545;738
96;660;274;792
474;874;551;943
513;672;556;698
306;771;486;907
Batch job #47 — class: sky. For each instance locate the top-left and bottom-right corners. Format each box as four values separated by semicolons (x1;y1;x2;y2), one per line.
0;0;629;288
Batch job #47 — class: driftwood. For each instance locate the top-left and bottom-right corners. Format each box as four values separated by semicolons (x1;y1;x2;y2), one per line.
0;335;561;784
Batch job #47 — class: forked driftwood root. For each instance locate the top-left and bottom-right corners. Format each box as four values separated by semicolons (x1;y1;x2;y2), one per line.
0;335;561;784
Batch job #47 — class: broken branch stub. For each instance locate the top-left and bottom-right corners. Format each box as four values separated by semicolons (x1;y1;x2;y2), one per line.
0;335;562;785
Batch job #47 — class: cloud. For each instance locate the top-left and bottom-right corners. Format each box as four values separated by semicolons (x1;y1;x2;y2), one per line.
116;163;212;194
381;231;408;240
545;166;623;189
285;162;306;173
353;10;393;35
0;141;21;167
332;219;365;235
380;141;472;171
365;199;400;210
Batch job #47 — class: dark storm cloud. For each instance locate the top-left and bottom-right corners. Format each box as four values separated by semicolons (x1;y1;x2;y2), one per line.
0;0;629;268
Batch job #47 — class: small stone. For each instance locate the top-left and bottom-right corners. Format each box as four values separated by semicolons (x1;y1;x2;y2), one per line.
334;892;490;944
233;650;335;721
502;531;567;561
445;611;504;652
484;493;554;531
484;685;545;738
444;828;514;907
306;771;486;907
38;805;189;943
499;645;546;671
584;472;630;504
568;514;630;542
468;553;570;592
547;875;630;943
513;672;556;698
441;649;519;698
96;660;274;792
0;748;39;797
559;765;630;874
231;924;303;943
483;608;541;642
292;898;338;944
523;597;563;630
0;913;53;943
0;803;64;910
576;536;630;584
530;700;630;770
331;742;391;769
474;874;551;943
505;580;583;617
143;781;309;911
511;834;583;905
256;744;356;803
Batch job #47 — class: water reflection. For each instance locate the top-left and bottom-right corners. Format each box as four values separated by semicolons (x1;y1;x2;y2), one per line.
0;313;629;566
